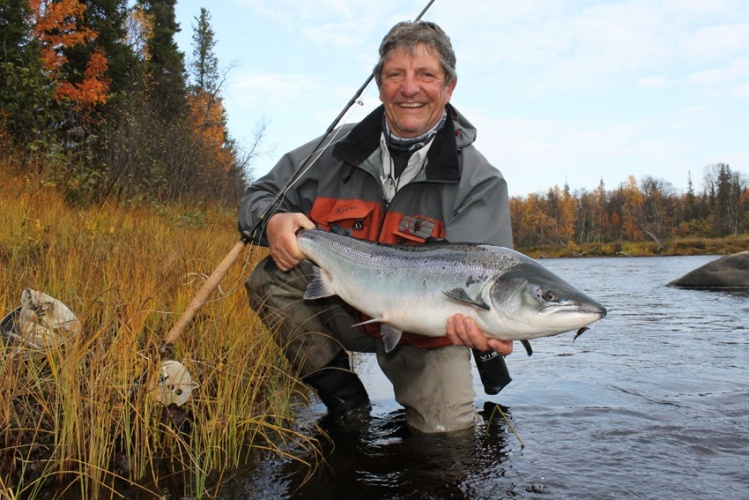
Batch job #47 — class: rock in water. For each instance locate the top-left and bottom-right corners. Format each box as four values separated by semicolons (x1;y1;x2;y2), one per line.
668;251;749;289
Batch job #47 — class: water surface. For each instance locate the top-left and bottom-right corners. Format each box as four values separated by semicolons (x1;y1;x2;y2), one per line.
225;255;749;499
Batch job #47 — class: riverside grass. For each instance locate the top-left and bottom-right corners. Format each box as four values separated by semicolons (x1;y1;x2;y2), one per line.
0;174;322;498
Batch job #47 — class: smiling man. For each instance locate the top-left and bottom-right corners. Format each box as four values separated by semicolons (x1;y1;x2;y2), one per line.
240;21;515;434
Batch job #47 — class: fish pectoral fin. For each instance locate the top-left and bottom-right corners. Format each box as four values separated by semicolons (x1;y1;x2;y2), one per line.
521;339;533;356
303;266;336;300
380;325;403;353
443;288;491;310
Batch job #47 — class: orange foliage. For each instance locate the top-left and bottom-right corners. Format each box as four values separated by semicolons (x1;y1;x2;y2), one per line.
30;0;95;75
29;0;110;115
187;90;233;171
619;175;645;240
55;48;111;113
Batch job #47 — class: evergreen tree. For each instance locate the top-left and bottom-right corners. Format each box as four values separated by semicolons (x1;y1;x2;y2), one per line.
0;0;54;150
139;0;186;118
190;7;218;94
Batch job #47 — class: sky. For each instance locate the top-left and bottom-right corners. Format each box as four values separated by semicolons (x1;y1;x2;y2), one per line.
173;0;749;198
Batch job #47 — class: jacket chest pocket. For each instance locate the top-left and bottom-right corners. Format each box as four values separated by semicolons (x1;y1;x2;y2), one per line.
380;213;445;245
309;197;383;240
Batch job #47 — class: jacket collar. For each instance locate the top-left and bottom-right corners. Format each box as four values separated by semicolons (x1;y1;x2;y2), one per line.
333;104;472;182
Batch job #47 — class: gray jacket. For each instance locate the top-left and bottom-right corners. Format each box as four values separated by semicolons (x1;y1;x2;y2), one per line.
239;104;513;248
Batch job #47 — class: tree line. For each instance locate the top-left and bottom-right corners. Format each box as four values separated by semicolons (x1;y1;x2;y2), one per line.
510;164;749;250
1;0;256;206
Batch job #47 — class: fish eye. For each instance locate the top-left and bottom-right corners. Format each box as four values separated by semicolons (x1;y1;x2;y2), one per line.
542;289;559;302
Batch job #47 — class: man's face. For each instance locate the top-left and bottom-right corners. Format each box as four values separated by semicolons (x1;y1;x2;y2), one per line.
379;44;456;138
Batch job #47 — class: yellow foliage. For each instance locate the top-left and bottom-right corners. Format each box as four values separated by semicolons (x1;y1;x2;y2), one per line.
187;90;234;172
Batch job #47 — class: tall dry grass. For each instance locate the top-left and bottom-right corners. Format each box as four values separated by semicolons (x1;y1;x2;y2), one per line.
0;173;321;498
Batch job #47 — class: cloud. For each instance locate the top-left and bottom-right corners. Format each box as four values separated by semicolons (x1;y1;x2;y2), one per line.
228;72;317;108
687;58;749;86
638;76;672;89
682;22;749;60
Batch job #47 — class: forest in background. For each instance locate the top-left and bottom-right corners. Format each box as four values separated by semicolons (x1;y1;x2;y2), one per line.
511;166;748;254
1;0;256;207
1;0;747;251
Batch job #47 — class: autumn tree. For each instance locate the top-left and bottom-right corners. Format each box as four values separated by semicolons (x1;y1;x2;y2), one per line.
592;179;610;241
64;0;140;102
188;6;228;165
185;7;248;203
29;0;112;119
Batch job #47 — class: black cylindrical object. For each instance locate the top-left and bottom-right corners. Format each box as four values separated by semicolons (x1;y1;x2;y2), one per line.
472;348;512;395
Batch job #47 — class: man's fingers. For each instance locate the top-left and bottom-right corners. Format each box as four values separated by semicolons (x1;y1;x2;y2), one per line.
488;338;513;356
446;314;513;354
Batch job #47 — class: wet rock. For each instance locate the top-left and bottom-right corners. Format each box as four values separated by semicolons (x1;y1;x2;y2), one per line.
667;251;749;289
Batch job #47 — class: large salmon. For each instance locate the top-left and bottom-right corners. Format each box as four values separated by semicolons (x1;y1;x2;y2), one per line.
297;229;606;353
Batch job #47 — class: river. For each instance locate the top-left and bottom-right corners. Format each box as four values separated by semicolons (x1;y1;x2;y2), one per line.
222;255;749;499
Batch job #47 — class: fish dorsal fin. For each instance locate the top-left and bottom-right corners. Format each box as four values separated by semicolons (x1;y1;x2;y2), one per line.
443;288;491;310
304;266;336;300
380;324;403;353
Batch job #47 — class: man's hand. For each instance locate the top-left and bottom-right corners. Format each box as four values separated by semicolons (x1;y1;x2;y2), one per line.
266;213;316;271
446;314;513;355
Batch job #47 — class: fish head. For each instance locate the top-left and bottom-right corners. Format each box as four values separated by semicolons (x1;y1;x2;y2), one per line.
487;262;607;339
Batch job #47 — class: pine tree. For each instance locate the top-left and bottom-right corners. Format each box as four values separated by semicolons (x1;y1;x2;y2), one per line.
191;7;218;94
0;0;54;150
139;0;186;118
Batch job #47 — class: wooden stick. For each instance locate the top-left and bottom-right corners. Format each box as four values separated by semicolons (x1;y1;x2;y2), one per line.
161;238;248;348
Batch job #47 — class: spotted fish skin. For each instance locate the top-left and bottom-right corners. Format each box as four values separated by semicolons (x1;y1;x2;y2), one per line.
297;230;607;353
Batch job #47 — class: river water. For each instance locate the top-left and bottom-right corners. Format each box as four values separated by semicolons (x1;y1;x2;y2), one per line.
223;255;749;499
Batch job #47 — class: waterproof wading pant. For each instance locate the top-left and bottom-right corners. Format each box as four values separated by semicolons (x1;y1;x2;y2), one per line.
245;256;479;434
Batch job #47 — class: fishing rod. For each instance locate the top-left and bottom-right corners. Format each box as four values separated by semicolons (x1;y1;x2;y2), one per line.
245;0;438;244
160;0;438;349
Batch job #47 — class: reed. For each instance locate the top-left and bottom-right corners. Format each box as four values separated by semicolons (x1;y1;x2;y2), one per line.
0;172;321;498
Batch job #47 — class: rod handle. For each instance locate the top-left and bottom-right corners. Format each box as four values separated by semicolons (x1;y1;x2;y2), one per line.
162;238;248;347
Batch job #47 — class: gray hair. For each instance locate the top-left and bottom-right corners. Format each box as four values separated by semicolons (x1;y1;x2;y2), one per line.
373;21;457;87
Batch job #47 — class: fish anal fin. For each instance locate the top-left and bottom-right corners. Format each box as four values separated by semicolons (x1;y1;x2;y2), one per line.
350;318;401;352
380;324;403;353
303;266;336;300
443;288;490;310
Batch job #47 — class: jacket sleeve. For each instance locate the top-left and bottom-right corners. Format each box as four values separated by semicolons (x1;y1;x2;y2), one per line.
238;136;323;245
445;147;514;248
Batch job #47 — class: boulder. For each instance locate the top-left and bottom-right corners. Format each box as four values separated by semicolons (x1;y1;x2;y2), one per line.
667;251;749;289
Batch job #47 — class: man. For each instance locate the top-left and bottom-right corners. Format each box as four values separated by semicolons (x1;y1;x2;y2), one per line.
239;21;514;434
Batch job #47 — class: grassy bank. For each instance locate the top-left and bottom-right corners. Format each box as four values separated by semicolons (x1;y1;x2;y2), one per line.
0;175;320;498
518;235;749;259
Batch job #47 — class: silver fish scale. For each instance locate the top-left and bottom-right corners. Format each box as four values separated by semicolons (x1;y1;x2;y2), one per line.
296;229;607;343
298;230;527;284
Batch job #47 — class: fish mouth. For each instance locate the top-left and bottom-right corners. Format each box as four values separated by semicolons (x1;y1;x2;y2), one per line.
538;303;607;319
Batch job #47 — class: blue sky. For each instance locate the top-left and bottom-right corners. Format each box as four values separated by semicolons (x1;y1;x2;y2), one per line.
174;0;749;198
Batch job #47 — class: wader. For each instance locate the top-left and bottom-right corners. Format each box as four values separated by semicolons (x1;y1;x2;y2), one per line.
246;255;478;434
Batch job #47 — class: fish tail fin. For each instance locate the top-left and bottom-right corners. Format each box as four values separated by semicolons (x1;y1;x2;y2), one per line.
303;266;336;300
